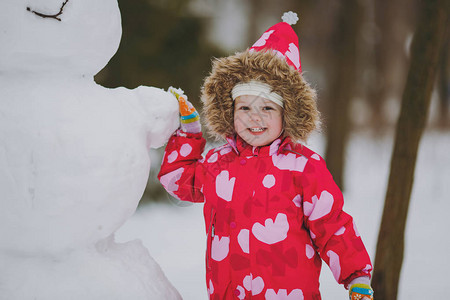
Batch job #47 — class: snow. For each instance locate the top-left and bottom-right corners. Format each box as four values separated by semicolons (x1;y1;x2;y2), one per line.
0;0;181;299
117;129;450;299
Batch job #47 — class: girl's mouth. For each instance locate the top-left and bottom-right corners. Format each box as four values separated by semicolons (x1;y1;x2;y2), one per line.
248;127;266;134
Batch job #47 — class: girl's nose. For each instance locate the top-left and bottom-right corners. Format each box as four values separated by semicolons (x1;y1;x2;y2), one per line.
251;111;261;120
250;111;264;124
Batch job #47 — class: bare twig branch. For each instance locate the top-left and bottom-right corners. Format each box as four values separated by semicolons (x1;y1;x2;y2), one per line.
26;0;69;22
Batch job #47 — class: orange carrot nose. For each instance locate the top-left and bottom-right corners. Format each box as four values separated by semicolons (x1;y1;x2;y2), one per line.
178;96;196;116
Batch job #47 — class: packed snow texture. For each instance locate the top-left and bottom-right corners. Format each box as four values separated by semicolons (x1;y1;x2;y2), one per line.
117;130;450;299
0;0;180;299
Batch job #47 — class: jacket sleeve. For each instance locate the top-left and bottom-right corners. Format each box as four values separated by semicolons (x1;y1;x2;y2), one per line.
300;157;373;287
158;130;206;203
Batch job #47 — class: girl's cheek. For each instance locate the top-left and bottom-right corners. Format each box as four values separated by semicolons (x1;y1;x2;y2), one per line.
234;112;245;126
233;115;244;132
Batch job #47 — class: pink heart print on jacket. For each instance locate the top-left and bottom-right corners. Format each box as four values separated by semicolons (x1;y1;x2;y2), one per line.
252;213;289;245
265;288;304;300
216;170;235;202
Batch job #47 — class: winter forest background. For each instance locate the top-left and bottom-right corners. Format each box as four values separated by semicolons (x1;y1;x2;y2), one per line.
95;0;449;197
7;0;446;299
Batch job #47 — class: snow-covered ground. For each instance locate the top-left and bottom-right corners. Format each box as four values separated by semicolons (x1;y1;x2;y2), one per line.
116;129;450;299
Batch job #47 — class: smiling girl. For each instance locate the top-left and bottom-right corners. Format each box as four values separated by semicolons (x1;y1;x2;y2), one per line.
159;12;373;300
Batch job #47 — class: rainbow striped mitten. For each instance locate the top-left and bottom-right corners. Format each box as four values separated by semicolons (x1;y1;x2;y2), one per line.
168;87;201;133
349;283;374;300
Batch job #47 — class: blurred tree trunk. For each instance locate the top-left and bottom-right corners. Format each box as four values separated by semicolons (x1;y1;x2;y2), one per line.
438;37;449;127
372;0;449;298
247;0;261;45
367;0;414;130
324;0;362;189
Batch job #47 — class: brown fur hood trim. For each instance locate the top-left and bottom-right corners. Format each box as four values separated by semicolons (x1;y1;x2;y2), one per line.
201;49;320;143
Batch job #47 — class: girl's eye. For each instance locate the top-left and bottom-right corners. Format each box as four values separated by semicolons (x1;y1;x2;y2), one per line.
262;106;274;111
239;106;250;111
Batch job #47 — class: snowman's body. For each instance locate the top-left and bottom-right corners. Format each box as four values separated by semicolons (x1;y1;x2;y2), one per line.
0;0;181;299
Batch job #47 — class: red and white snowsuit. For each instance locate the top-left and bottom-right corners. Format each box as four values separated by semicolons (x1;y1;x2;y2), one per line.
158;132;372;299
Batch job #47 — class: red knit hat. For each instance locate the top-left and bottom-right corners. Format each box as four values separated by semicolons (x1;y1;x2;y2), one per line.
250;11;302;72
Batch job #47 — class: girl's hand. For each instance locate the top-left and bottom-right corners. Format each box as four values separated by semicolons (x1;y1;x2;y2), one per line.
349;283;374;300
168;87;201;133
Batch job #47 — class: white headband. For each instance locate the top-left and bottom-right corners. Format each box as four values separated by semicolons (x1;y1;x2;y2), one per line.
231;81;284;108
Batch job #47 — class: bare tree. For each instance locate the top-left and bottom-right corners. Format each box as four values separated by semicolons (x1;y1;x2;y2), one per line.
437;38;449;127
372;0;449;298
323;0;363;189
366;0;416;130
247;0;261;45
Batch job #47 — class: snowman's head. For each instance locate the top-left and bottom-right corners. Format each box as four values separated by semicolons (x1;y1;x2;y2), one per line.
0;0;122;76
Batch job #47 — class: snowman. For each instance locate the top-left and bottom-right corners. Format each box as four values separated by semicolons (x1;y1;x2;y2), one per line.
0;0;182;299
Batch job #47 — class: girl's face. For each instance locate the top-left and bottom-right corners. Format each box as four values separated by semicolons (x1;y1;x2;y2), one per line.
234;95;283;147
